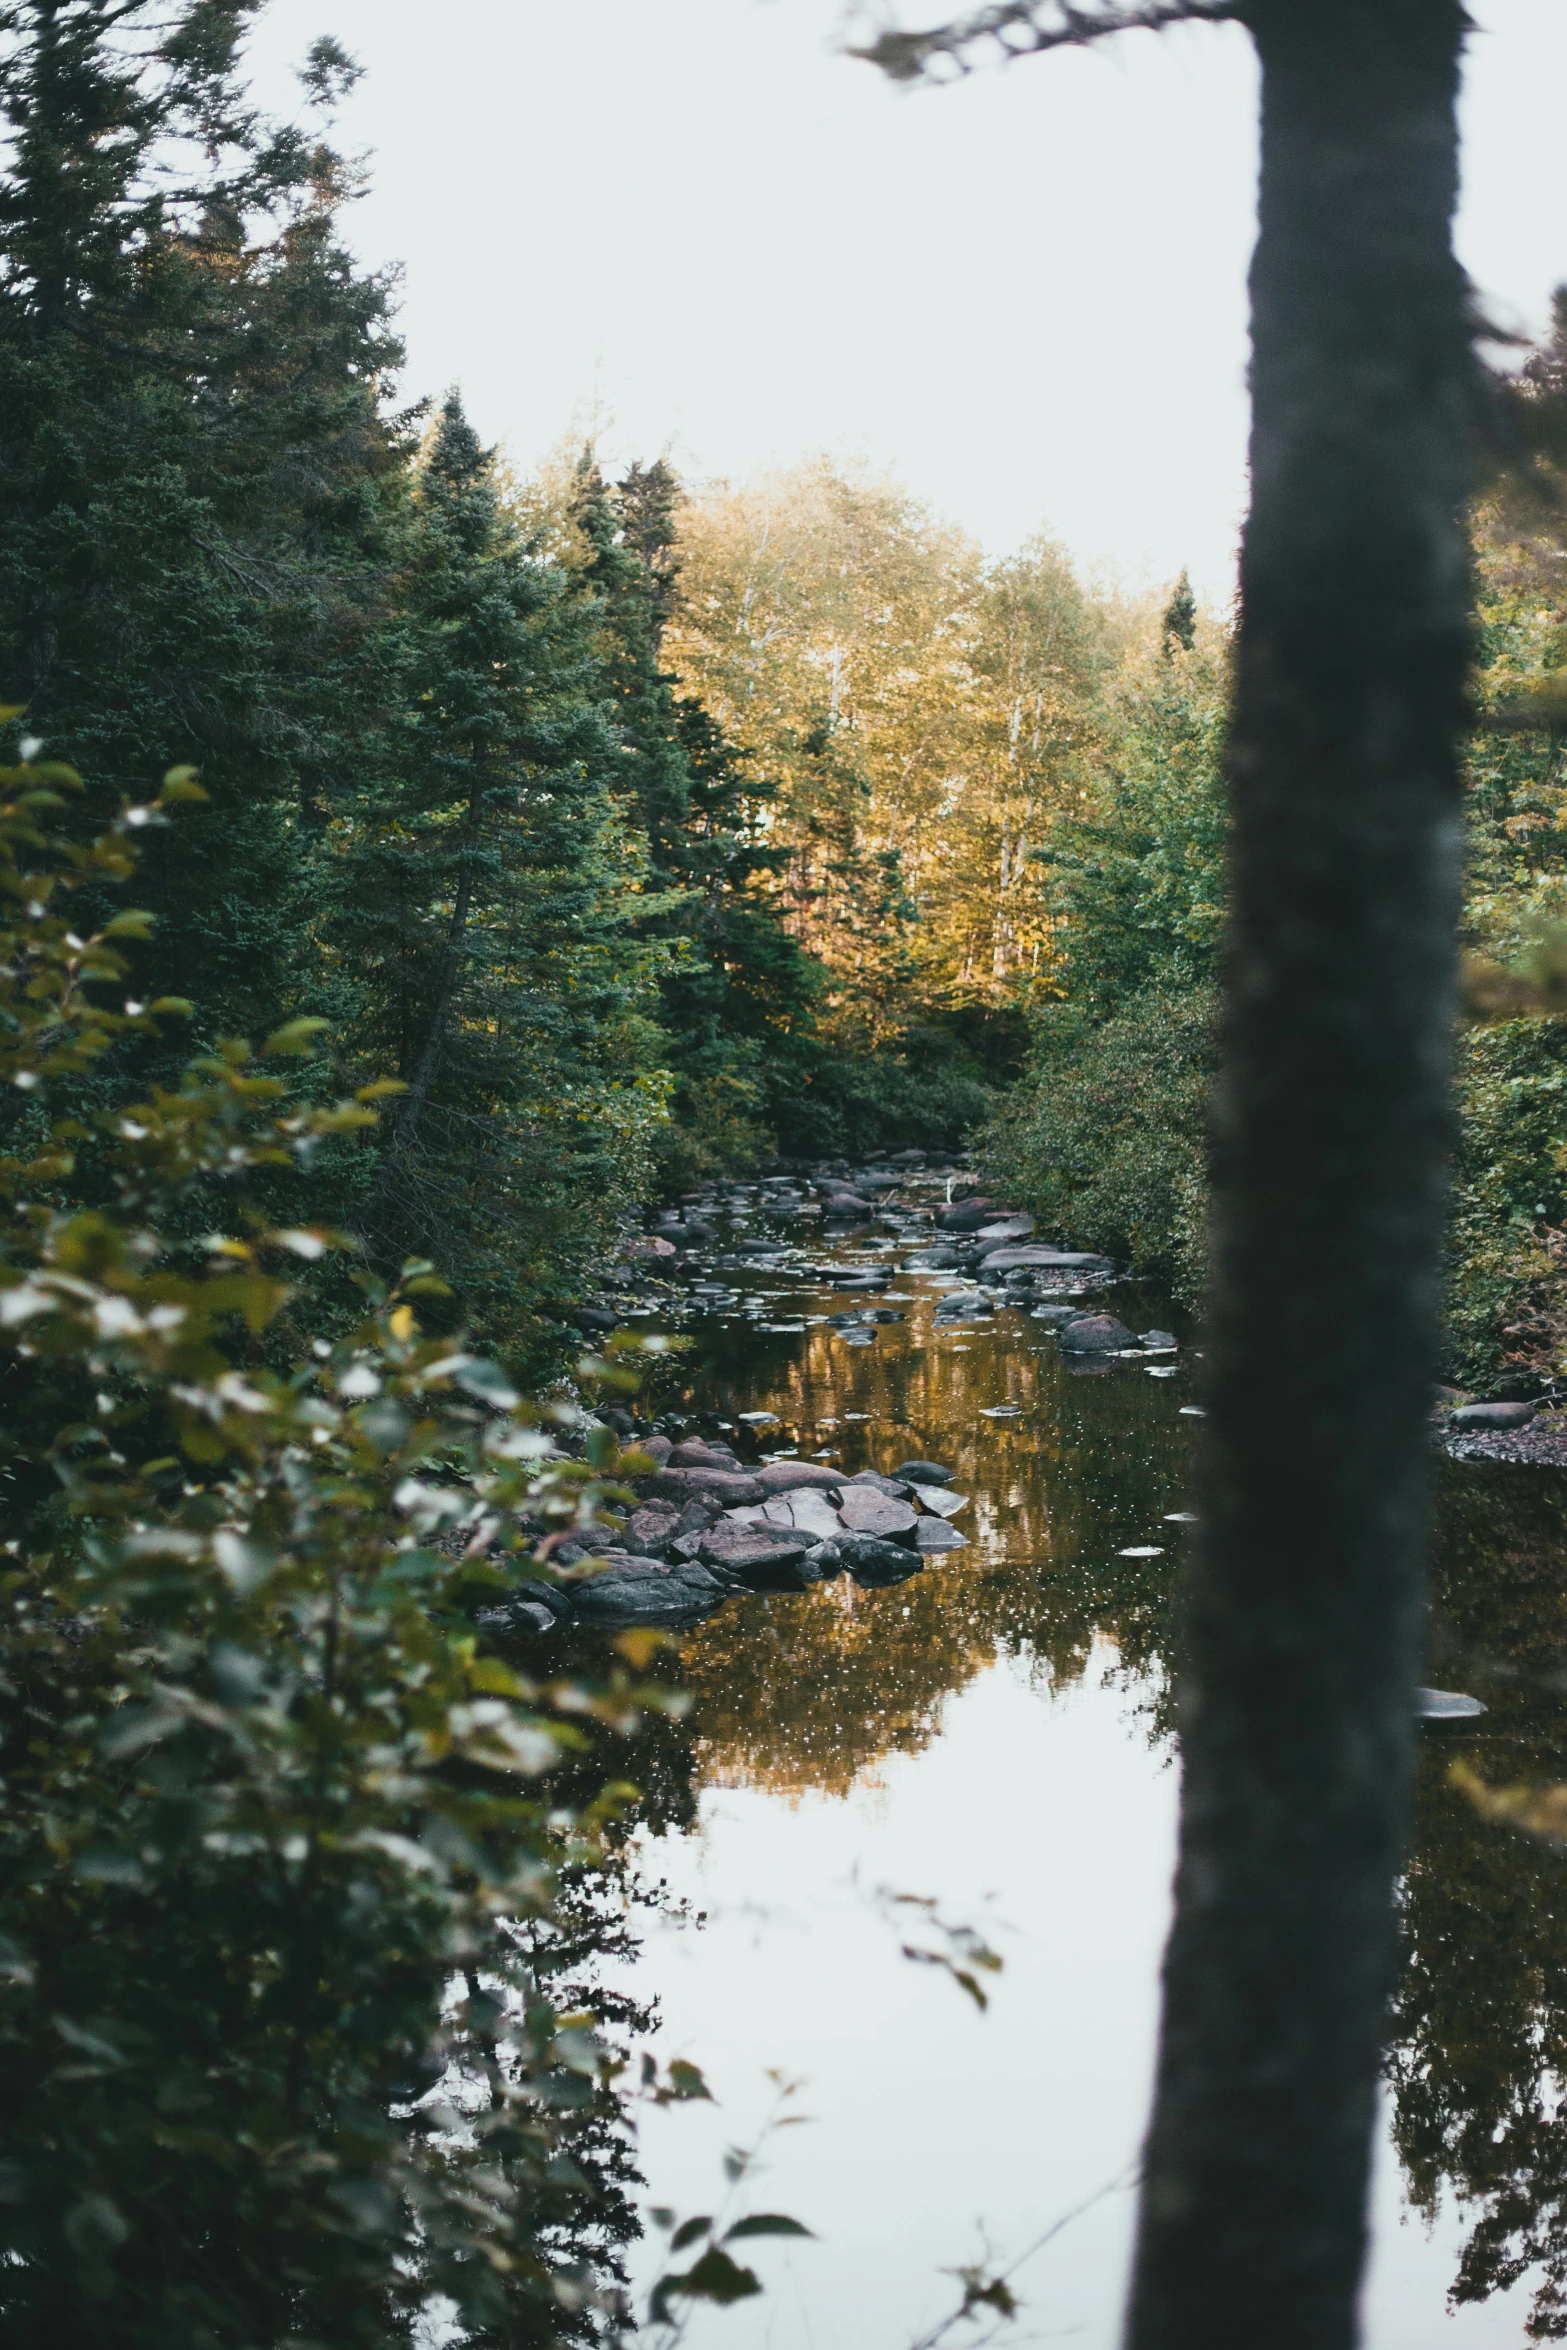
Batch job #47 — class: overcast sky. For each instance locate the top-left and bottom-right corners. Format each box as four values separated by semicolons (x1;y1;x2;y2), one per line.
245;0;1567;599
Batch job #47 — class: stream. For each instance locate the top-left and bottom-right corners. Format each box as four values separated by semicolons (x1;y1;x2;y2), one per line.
583;1171;1567;2347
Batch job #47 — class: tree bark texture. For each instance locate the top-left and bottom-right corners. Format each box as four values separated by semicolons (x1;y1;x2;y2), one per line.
1124;7;1471;2346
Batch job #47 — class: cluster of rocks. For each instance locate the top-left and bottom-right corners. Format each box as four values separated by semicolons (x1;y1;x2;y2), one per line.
479;1442;971;1635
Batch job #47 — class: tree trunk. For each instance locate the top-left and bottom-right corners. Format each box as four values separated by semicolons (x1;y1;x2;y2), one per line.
1124;6;1471;2346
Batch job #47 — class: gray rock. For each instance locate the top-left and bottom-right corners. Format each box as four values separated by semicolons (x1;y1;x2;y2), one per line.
1058;1314;1138;1354
837;1534;925;1589
697;1521;821;1588
905;1244;963;1270
837;1486;919;1539
1031;1304;1077;1324
1141;1330;1178;1350
646;1467;766;1507
761;1489;844;1542
915;1486;969;1520
978;1245;1115;1274
474;1594;561;1637
623;1503;683;1556
896;1459;954;1485
756;1460;847;1496
1417;1687;1487;1720
845;1470;915;1498
913;1518;968;1555
571;1556;732;1625
1450;1401;1537;1429
668;1438;742;1469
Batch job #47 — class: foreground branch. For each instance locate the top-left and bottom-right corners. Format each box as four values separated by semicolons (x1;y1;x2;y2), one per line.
847;0;1234;82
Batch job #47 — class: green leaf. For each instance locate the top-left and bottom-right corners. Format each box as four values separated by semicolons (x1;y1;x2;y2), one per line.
723;2214;814;2242
670;2215;712;2251
667;2245;762;2306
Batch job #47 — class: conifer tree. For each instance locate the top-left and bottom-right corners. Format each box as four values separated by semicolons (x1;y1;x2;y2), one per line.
0;1;406;1042
1161;568;1198;654
341;397;667;1346
571;448;825;1175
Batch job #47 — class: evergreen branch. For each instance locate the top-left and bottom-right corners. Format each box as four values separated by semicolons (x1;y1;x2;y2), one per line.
846;0;1236;81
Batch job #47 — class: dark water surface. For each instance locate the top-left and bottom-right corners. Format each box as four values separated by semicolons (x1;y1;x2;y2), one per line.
599;1192;1567;2347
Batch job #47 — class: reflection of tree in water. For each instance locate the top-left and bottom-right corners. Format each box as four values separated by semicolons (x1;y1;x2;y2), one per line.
663;1294;1193;1796
1388;1462;1567;2336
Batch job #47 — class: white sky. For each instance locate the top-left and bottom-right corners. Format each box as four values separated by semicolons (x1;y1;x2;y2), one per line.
245;0;1567;601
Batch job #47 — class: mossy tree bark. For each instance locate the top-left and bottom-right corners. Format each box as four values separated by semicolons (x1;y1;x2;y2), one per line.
1124;5;1472;2345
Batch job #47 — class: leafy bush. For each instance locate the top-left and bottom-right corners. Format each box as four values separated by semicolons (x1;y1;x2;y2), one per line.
0;750;679;2346
983;984;1215;1301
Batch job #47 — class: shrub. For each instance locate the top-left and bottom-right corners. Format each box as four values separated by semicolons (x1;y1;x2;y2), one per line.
0;750;678;2346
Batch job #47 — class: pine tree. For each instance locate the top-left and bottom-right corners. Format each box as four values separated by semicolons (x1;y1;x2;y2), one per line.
0;2;406;1044
338;397;667;1349
1161;567;1198;654
571;450;828;1176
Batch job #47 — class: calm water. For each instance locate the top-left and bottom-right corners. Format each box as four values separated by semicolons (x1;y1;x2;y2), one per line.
597;1190;1567;2347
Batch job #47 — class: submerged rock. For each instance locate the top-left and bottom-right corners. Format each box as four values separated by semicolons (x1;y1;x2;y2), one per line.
979;1245;1114;1274
897;1459;953;1485
835;1534;924;1589
572;1557;732;1625
1057;1314;1137;1354
915;1486;969;1520
913;1518;968;1555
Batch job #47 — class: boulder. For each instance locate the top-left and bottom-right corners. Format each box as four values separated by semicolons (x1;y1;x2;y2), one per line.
838;1486;919;1539
914;1486;969;1520
645;1467;766;1507
1450;1400;1537;1430
975;1216;1035;1242
896;1459;954;1485
696;1523;823;1590
978;1245;1114;1273
572;1557;733;1625
1058;1314;1137;1354
1031;1304;1078;1324
762;1489;844;1543
938;1203;997;1233
756;1460;847;1496
845;1469;914;1498
570;1306;620;1332
667;1438;742;1469
837;1534;924;1589
905;1246;962;1271
822;1192;873;1215
475;1597;558;1637
623;1502;683;1555
913;1518;968;1555
1141;1330;1178;1351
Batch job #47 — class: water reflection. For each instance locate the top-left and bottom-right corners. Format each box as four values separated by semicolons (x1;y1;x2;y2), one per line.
662;1267;1195;1794
612;1205;1567;2333
1390;1461;1567;2339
